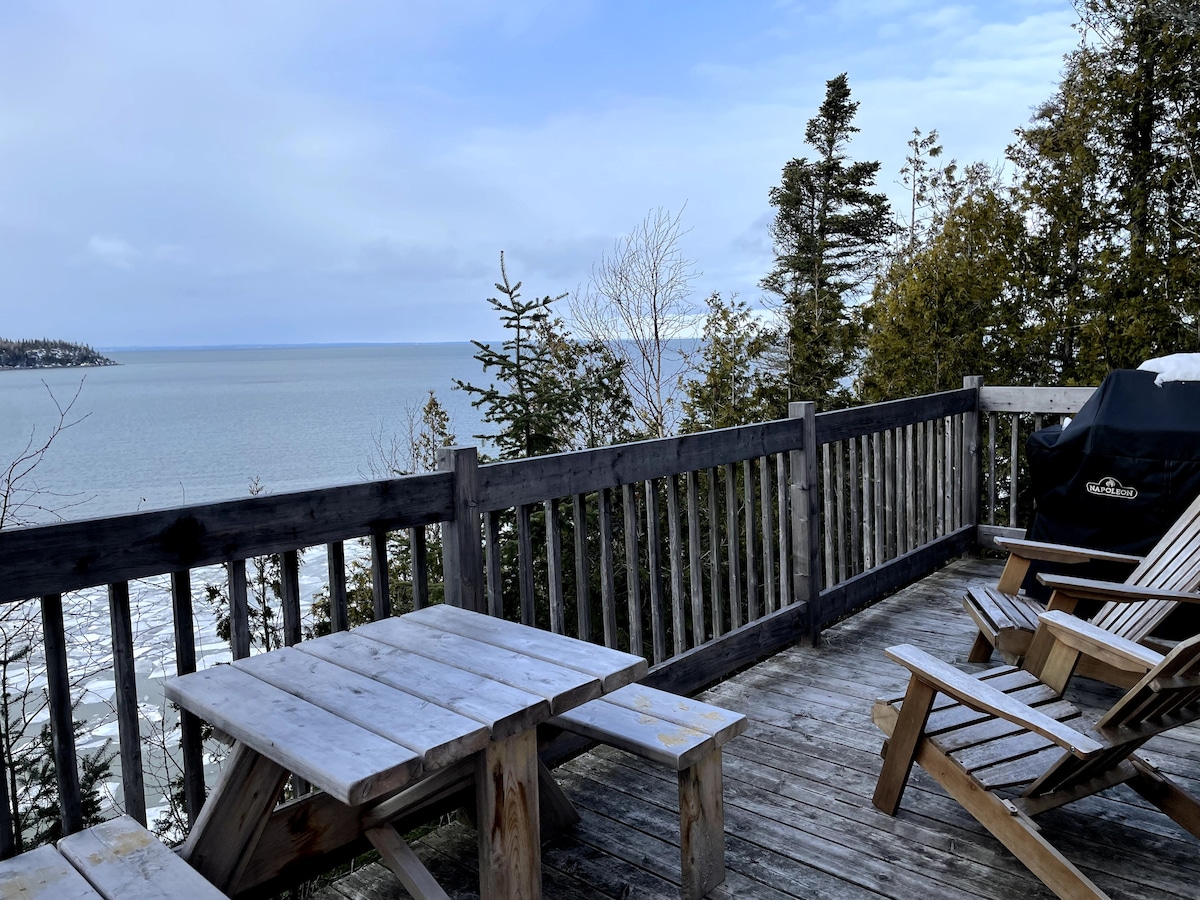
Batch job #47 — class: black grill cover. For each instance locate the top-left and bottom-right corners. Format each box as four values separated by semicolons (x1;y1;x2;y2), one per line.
1024;369;1200;603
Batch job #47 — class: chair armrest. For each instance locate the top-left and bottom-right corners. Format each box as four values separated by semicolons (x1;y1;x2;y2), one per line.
995;537;1143;566
1035;610;1162;673
1037;574;1200;604
884;644;1103;756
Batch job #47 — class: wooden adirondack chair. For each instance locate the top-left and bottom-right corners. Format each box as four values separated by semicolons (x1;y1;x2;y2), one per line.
964;489;1200;684
873;610;1200;900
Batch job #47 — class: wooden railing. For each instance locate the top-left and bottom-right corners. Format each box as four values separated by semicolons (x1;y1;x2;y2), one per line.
0;377;1067;879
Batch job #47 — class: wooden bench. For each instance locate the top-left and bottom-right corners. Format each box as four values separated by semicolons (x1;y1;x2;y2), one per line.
550;683;747;900
0;815;224;900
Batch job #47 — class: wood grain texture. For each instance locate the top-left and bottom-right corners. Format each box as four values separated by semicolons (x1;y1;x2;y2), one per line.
0;845;101;900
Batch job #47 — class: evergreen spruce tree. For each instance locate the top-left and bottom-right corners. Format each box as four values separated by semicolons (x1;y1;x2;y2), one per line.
761;73;893;410
680;293;774;432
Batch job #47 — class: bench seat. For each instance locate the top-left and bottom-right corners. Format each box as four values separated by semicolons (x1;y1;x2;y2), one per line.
1;815;224;900
551;684;747;900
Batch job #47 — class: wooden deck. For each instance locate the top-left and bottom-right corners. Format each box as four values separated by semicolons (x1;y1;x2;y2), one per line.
315;557;1200;900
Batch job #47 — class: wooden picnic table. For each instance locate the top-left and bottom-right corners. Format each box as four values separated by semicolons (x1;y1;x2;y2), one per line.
164;604;648;900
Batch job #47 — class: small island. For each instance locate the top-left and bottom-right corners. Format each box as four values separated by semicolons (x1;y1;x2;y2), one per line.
0;338;117;369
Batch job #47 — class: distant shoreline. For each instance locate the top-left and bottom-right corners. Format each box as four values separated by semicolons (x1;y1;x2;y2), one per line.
98;341;479;352
0;338;117;370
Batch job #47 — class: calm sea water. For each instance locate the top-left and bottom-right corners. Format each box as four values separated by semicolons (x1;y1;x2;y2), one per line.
0;344;492;523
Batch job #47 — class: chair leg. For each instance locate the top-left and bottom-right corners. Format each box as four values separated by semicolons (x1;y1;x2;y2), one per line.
967;631;994;663
678;750;726;900
873;676;936;816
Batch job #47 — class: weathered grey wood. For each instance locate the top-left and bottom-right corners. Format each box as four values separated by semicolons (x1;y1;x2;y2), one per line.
326;542;348;635
226;557;251;657
963;376;983;532
107;582;146;825
41;593;82;836
776;454;791;607
551;699;715;770
0;845;100;900
516;504;535;626
180;742;289;891
360;618;601;714
622;484;643;657
905;425;916;554
789;403;820;635
411;525;429;611
667;475;686;656
546;499;565;635
708;467;724;639
165;665;421;805
896;428;908;555
935;419;947;538
872;431;884;566
835;442;847;583
58;815;227;900
366;825;451;900
233;648;489;769
438;446;483;614
884;429;896;561
822;442;835;583
687;470;706;647
477;417;805;512
0;472;453;604
861;434;873;570
988;412;997;526
814;388;975;444
724;464;742;630
849;437;861;574
979;385;1095;414
744;460;760;621
952;413;963;529
679;749;727;900
407;605;646;690
646;479;667;664
1008;412;1019;528
484;512;502;618
371;529;391;621
280;549;302;645
171;570;206;826
760;456;777;615
298;632;549;739
599;488;618;649
573;494;591;641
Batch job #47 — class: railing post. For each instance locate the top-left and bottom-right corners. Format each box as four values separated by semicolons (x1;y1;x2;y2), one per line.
962;376;984;541
789;402;821;643
41;593;84;836
438;445;484;614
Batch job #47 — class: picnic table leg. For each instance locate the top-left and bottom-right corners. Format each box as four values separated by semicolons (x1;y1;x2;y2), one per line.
537;758;581;840
180;743;290;893
476;729;541;900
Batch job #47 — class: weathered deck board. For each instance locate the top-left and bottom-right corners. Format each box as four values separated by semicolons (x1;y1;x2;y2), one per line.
316;556;1200;900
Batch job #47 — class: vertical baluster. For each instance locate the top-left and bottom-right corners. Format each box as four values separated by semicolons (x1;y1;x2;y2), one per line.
948;415;958;529
645;479;666;664
484;514;502;617
849;438;861;574
325;544;347;635
884;429;896;560
41;594;82;836
709;468;724;636
572;494;591;641
988;413;997;526
953;414;963;529
834;443;847;583
228;558;252;655
896;428;907;554
599;488;617;648
1009;412;1020;527
743;461;760;621
686;470;705;645
926;420;937;541
108;582;146;825
171;571;206;825
821;443;835;590
666;474;686;655
545;499;564;634
370;530;390;621
622;484;643;656
878;434;888;566
861;435;873;570
776;454;791;606
723;465;742;630
936;419;947;537
905;425;917;553
759;455;776;615
411;526;429;611
280;550;301;646
516;504;535;626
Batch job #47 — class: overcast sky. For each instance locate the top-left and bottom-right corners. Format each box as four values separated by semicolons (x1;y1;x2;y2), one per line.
0;1;1079;347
